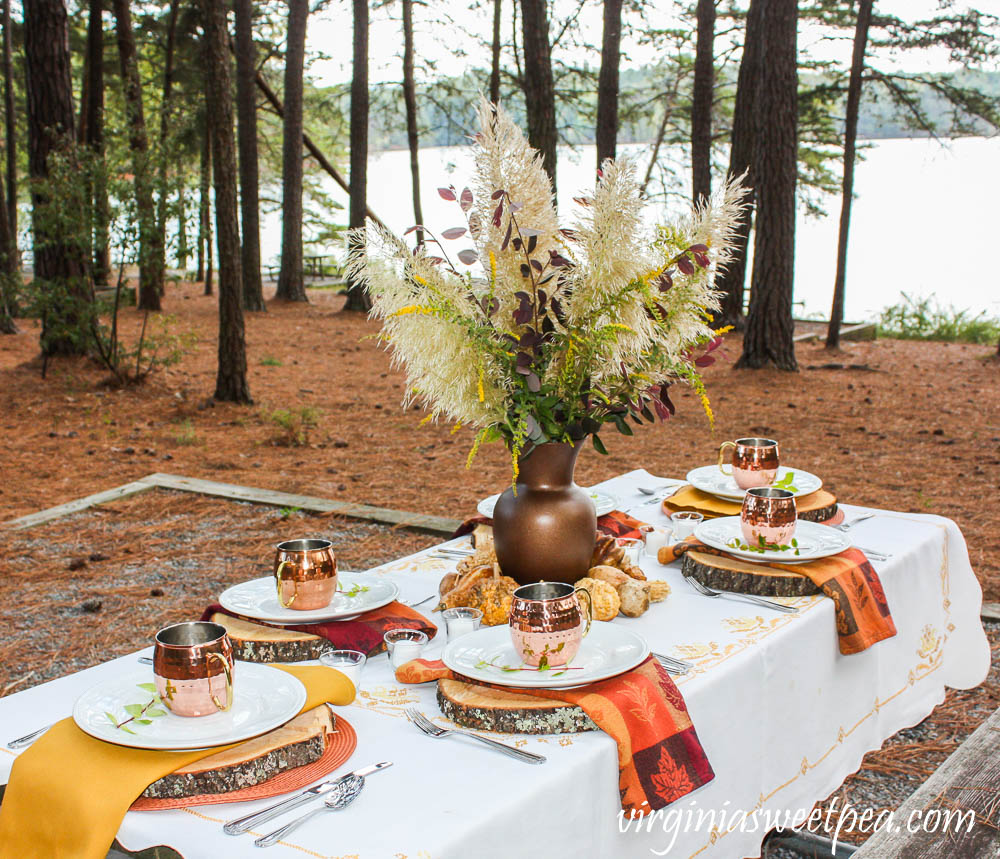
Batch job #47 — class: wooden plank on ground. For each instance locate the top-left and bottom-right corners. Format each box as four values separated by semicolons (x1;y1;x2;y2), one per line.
852;706;1000;857
143;473;461;535
1;480;157;530
980;603;1000;623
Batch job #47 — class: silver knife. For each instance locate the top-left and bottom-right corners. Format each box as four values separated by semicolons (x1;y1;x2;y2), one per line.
223;762;392;835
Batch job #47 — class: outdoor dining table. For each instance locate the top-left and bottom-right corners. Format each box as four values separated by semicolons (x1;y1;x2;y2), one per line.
0;469;990;859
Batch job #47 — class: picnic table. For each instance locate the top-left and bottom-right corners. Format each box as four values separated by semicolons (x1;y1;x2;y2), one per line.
0;469;989;858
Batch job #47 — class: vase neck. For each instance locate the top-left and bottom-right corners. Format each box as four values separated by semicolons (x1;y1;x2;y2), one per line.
516;443;582;491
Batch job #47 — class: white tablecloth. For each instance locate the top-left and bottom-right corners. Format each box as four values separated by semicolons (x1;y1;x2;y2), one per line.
0;470;989;859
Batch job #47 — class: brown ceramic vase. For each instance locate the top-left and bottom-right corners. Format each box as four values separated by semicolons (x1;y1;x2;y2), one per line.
493;442;597;586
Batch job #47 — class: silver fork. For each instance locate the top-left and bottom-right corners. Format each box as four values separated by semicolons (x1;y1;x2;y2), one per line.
684;574;798;614
652;652;692;675
404;707;546;764
833;513;875;532
405;594;437;608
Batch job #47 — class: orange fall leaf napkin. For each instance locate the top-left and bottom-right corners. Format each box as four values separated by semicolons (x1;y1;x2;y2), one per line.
670;540;896;655
397;655;713;815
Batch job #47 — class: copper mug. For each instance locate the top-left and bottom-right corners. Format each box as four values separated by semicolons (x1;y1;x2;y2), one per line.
153;621;234;717
274;538;338;610
741;487;797;546
509;582;593;668
719;437;780;489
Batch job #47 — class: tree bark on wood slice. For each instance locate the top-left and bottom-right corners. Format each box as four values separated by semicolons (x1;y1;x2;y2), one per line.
682;549;818;597
142;706;333;798
798;502;838;523
210;613;328;662
437;678;598;734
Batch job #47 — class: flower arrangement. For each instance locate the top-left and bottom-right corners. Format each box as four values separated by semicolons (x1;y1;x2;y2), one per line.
346;100;747;477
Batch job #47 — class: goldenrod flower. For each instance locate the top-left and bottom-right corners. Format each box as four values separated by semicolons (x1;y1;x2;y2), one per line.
700;392;715;429
477;366;485;402
419;413;433;427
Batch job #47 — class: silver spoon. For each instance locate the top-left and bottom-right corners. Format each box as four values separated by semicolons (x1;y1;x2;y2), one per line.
254;774;365;848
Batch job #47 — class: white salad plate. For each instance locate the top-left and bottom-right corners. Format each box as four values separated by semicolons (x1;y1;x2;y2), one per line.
694;516;850;564
442;621;649;689
477;489;619;519
73;664;306;750
218;572;398;625
685;465;823;501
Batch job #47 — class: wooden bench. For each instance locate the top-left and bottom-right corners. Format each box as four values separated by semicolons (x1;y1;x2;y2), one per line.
852;705;1000;857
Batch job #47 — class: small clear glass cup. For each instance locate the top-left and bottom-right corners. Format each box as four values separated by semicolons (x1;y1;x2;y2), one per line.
442;607;482;641
383;629;429;669
319;649;366;692
669;511;704;542
641;526;671;558
616;536;644;566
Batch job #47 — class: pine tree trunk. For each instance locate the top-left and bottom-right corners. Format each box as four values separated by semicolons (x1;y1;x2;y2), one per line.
489;0;502;105
691;0;715;204
197;105;210;286
826;0;873;351
735;0;798;372
176;176;188;270
595;0;622;170
519;0;557;195
155;0;179;279
275;0;308;302
83;0;110;287
25;0;91;355
0;129;14;332
201;0;250;404
112;0;163;311
3;0;15;245
344;0;371;312
235;0;264;311
401;0;423;246
715;0;763;329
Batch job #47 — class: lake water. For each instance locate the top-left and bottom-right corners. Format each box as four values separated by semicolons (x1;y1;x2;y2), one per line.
259;135;1000;323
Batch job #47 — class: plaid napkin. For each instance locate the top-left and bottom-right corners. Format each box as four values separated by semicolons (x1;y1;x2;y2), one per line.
452;510;649;542
397;655;713;814
670;540;896;655
664;485;841;523
201;601;437;657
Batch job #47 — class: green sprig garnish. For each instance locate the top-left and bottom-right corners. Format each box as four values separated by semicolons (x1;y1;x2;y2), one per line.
727;535;801;556
104;684;167;733
772;472;799;493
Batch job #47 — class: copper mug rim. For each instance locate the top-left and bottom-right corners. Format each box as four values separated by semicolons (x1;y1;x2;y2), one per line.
275;538;334;554
733;437;778;448
513;581;577;602
745;487;794;500
155;621;228;649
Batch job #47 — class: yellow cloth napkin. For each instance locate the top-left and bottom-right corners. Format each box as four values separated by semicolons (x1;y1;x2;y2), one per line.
0;665;353;859
664;485;837;518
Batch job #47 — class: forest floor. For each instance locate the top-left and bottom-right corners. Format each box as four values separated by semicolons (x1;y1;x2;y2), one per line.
2;280;1000;850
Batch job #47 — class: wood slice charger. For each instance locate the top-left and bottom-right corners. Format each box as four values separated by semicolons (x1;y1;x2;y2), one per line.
681;550;819;597
130;706;358;810
437;679;598;734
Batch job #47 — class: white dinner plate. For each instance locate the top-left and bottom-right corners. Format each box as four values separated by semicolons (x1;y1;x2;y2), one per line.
73;664;306;750
442;622;649;689
685;465;823;501
218;572;399;625
477;489;619;519
694;516;850;564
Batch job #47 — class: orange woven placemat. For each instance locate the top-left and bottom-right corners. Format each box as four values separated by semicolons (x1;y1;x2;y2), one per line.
129;713;358;811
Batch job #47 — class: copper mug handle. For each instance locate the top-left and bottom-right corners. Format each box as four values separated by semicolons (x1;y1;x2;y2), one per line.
574;587;593;637
275;560;296;608
718;440;737;475
208;652;233;712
